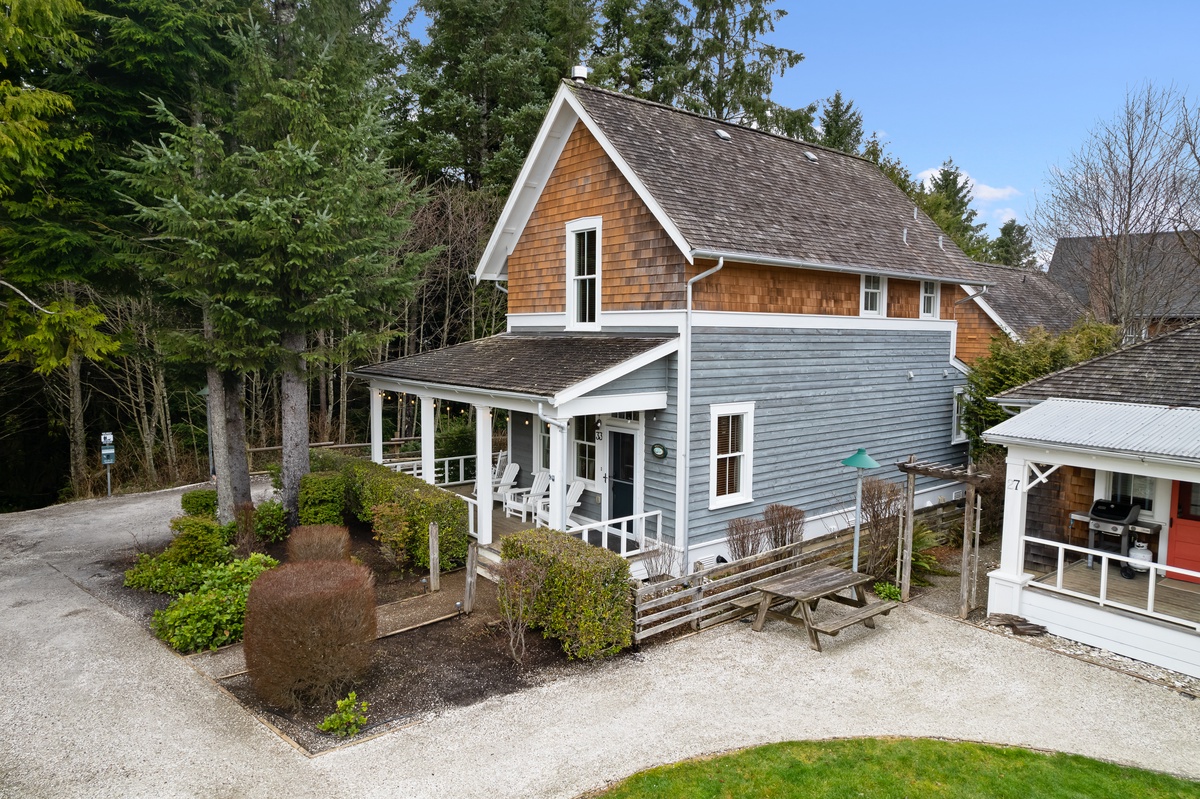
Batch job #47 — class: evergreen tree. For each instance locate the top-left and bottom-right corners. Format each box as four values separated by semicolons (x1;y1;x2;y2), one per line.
863;134;920;198
676;0;814;138
591;0;684;104
919;159;989;259
817;90;863;153
395;0;596;191
987;218;1037;268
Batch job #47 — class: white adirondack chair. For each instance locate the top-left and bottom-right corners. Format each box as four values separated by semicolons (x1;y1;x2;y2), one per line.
503;470;550;522
490;463;520;504
535;480;586;528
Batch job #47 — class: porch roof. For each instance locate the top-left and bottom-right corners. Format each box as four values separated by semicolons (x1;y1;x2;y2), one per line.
352;333;677;404
983;397;1200;463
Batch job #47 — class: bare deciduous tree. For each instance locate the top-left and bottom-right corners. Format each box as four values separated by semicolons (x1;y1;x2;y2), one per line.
762;503;805;549
859;476;903;578
496;558;546;668
1034;84;1200;340
726;516;764;561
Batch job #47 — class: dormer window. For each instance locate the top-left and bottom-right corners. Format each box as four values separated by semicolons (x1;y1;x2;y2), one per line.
921;281;939;318
861;274;885;316
566;217;602;329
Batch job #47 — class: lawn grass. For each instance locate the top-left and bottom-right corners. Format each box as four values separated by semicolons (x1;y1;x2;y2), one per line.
593;738;1200;798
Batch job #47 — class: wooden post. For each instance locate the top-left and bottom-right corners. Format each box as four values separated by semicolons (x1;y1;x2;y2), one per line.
959;465;977;620
463;543;478;615
901;454;916;602
428;521;440;592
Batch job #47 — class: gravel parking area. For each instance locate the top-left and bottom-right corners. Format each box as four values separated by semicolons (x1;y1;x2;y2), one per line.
1;488;1197;798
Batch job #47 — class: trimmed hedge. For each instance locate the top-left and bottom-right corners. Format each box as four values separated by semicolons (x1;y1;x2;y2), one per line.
500;528;632;659
299;471;345;526
371;479;469;570
124;516;233;594
287;525;351;562
150;554;278;652
254;500;288;543
181;488;218;518
243;560;376;709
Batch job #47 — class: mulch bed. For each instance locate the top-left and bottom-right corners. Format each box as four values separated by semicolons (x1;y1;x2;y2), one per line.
96;521;595;756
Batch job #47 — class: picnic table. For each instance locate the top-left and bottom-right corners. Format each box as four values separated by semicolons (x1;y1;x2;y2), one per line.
747;565;897;651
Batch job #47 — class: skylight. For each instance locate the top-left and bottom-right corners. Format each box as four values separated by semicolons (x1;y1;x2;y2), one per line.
715;129;732;141
803;151;818;163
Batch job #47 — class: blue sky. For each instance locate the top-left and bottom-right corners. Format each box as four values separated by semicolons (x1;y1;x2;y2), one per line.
769;0;1199;235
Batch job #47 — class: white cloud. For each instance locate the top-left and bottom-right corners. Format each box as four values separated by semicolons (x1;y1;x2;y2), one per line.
992;207;1018;223
973;183;1021;202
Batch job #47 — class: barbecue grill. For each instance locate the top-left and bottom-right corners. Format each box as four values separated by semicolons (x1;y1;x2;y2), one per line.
1069;499;1141;569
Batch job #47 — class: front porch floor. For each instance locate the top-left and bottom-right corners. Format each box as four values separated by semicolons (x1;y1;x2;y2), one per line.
1031;560;1200;629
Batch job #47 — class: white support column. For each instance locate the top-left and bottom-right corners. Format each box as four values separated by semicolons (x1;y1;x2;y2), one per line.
369;388;384;464
546;417;569;531
988;455;1033;616
474;404;493;546
420;396;436;485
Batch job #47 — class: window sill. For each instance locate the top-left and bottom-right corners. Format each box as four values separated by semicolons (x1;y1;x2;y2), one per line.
709;493;753;511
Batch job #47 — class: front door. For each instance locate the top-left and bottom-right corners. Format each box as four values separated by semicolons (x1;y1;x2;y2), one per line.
1169;481;1200;584
609;430;636;528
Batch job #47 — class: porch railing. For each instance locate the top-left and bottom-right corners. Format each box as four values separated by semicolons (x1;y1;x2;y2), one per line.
567;510;663;558
1023;535;1200;632
388;452;501;487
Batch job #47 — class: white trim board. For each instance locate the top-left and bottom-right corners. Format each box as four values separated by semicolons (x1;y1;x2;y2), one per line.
960;283;1019;341
507;309;960;334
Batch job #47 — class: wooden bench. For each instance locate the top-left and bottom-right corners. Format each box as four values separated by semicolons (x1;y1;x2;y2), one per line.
809;600;897;636
730;591;796;616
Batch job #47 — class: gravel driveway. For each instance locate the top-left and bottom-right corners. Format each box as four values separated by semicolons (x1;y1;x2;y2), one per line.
1;487;1197;798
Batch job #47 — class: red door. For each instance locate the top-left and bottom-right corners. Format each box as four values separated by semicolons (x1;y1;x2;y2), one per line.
1168;482;1200;584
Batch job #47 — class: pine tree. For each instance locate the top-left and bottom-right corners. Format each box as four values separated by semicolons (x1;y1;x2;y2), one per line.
919;159;990;259
863;134;919;198
817;91;864;153
987;218;1037;268
591;0;685;104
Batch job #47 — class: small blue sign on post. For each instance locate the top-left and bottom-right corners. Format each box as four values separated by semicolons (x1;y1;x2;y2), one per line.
101;445;116;465
101;432;115;497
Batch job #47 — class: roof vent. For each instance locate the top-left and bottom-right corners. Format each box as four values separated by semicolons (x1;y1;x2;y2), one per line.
903;227;908;246
938;235;945;251
571;64;588;84
803;151;819;163
913;206;918;220
715;129;732;141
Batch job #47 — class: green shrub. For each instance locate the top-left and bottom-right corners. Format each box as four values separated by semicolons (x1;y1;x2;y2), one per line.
435;418;475;459
874;581;902;602
340;458;399;523
500;528;632;659
124;516;233;594
254;500;288;543
371;479;469;570
299;471;345;526
318;692;369;738
150;554;278;652
180;488;218;518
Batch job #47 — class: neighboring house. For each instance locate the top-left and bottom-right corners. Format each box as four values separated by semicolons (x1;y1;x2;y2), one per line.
353;78;1053;575
984;323;1200;677
1047;232;1200;337
954;263;1086;363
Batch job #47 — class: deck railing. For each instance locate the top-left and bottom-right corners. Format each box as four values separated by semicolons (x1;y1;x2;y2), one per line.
388;452;502;487
567;510;663;558
1023;535;1200;631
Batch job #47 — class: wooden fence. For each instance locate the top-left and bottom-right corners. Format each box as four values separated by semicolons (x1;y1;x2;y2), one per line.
631;533;852;644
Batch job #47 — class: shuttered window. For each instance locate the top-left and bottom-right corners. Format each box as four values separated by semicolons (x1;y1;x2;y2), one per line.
709;402;754;509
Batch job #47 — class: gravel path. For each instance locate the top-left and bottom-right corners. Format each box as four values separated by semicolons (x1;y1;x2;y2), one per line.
1;488;1198;798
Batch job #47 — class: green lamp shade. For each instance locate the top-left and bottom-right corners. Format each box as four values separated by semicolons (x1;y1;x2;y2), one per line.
841;448;880;470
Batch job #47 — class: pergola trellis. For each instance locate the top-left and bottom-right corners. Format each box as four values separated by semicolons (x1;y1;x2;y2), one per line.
896;456;992;618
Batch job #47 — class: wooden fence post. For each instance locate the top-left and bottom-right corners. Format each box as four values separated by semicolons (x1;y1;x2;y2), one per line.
958;464;976;620
901;455;916;602
463;543;478;615
428;521;440;592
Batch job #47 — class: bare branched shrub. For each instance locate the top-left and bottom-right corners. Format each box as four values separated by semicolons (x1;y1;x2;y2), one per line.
496;558;546;668
641;541;679;582
244;561;376;710
287;525;351;562
726;516;765;561
762;504;805;549
860;477;904;578
973;450;1007;542
234;502;262;559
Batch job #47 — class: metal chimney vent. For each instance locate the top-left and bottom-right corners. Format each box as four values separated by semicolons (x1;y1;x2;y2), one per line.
571;65;588;84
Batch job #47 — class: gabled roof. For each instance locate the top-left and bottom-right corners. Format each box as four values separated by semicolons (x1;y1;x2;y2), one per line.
965;263;1085;338
352;333;677;404
478;81;991;286
1046;232;1200;320
992;322;1200;408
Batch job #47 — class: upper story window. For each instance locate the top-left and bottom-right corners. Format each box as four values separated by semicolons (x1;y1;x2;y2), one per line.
951;387;968;444
709;401;754;509
861;274;885;316
566;217;602;329
921;281;939;318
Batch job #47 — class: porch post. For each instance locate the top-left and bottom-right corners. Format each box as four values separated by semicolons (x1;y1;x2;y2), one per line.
420;396;436;485
369;387;384;464
999;456;1029;575
546;416;569;530
474;404;493;546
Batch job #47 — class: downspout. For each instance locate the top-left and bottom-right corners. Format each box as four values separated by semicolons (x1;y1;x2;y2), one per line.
678;257;724;577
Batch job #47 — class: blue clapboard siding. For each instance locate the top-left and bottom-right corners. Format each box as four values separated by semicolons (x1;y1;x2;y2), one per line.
584;358;668;396
643;353;678;545
686;326;966;546
510;411;536;488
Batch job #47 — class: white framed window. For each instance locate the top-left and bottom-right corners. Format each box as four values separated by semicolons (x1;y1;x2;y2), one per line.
572;414;598;487
534;420;550;472
951;386;968;444
566;217;602;330
921;281;940;318
709;401;754;509
860;274;885;316
1110;472;1155;514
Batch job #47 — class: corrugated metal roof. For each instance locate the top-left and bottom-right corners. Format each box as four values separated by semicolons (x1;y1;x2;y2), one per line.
983;398;1200;462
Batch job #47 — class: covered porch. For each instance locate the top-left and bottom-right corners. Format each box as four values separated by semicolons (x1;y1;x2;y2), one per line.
350;333;678;557
985;398;1200;677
